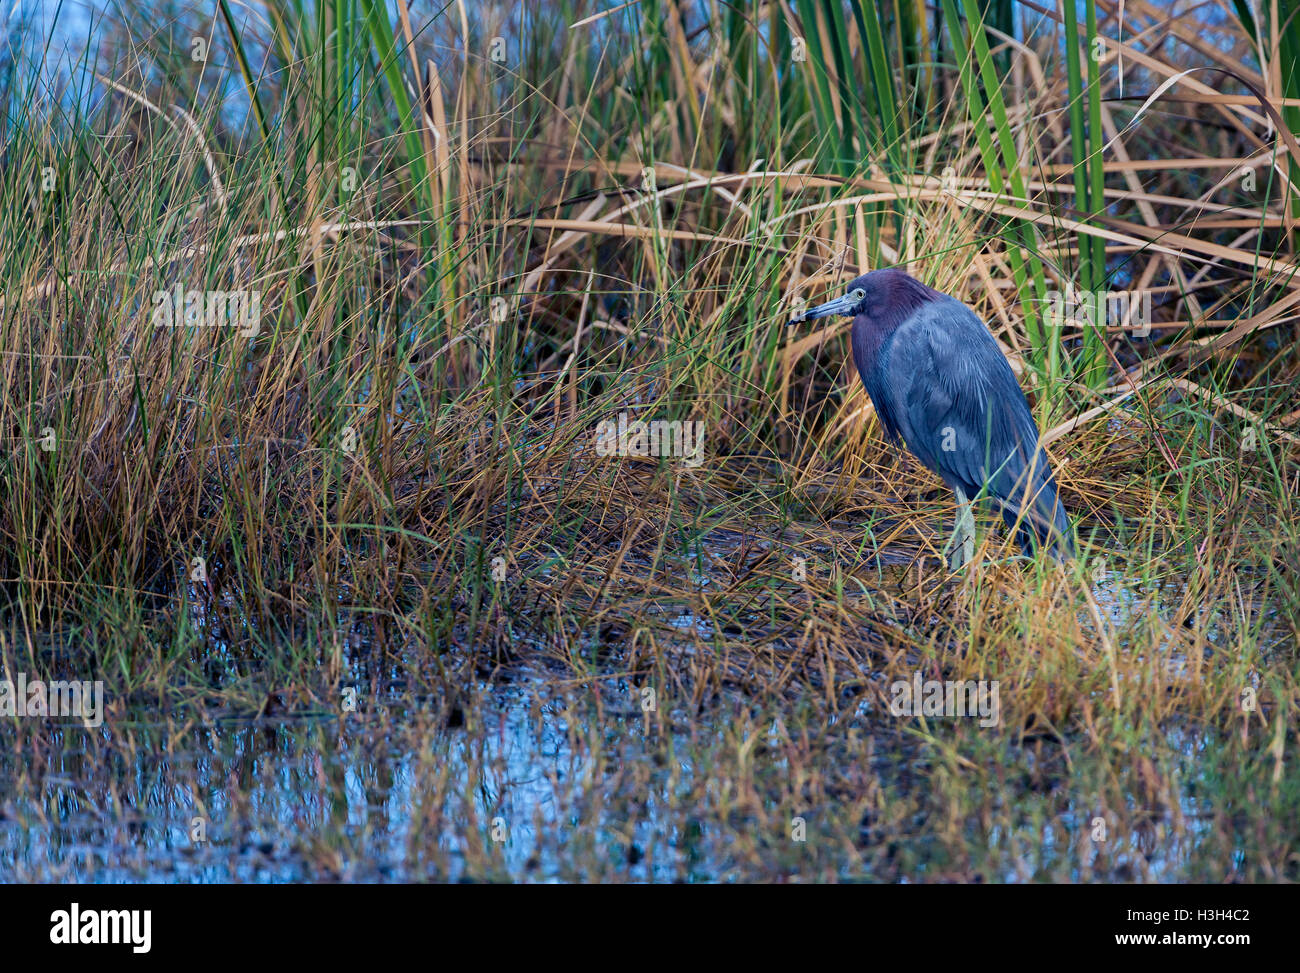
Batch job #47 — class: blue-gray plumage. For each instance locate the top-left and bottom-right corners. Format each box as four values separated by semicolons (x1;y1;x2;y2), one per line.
791;269;1073;565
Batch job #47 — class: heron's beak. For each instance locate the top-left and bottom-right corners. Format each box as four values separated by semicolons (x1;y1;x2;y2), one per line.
787;293;857;326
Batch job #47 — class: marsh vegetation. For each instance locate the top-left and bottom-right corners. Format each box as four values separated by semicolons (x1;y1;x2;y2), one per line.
0;0;1297;881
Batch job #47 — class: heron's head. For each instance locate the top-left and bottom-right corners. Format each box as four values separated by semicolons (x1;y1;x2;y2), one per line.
787;269;940;327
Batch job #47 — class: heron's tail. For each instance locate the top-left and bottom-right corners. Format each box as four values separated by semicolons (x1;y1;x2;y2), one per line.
995;450;1074;560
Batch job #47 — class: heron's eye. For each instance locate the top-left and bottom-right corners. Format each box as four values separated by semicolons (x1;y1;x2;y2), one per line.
850;288;866;302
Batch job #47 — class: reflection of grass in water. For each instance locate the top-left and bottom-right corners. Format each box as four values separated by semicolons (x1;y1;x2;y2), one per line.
1;667;1292;882
0;1;1297;881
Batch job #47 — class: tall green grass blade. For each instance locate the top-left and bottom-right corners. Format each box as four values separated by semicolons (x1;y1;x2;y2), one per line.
945;0;1055;403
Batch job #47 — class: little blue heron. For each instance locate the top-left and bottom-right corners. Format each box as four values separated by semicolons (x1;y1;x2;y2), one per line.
790;269;1073;567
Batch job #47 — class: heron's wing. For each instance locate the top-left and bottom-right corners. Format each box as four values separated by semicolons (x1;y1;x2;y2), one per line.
886;298;1072;552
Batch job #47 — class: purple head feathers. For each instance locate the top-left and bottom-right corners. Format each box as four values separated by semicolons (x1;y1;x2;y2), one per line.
791;268;941;331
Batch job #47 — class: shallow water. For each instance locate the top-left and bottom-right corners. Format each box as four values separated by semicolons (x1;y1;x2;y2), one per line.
0;663;1267;882
0;681;706;881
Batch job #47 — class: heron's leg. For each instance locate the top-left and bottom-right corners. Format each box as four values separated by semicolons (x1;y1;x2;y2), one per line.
944;485;977;570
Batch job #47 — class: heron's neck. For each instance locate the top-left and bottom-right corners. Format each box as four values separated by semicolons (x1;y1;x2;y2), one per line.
850;313;892;367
